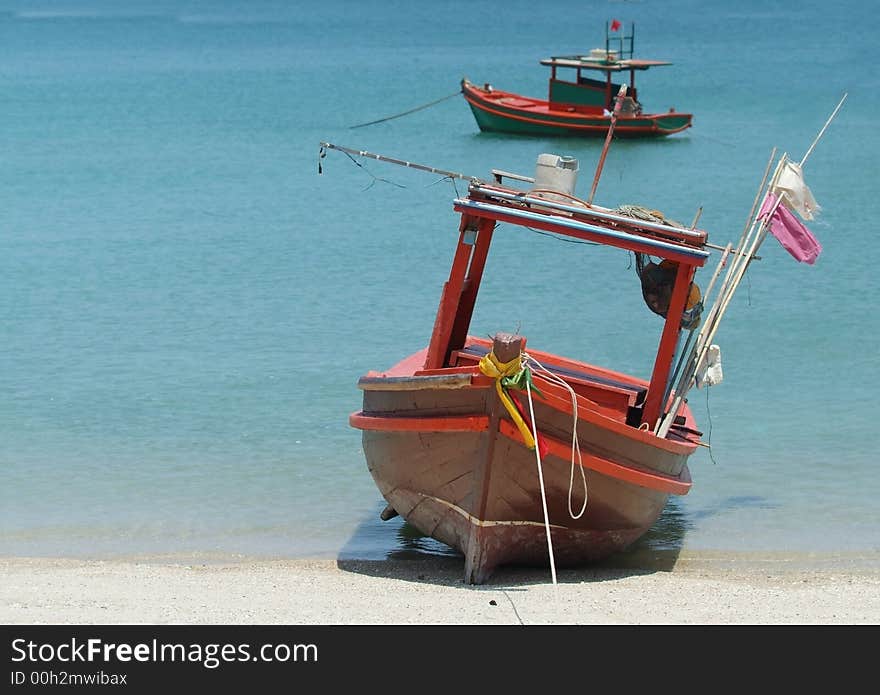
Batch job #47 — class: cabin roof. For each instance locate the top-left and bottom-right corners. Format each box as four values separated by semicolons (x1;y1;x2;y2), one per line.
540;56;672;72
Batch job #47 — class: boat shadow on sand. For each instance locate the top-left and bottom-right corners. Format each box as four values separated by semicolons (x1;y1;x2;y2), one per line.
335;497;721;587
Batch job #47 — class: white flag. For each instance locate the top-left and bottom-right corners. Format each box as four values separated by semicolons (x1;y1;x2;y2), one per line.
772;160;820;221
695;344;723;389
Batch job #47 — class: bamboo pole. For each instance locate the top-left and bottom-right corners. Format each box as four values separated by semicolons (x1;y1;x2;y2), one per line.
736;94;849;269
704;148;780;318
655;148;779;436
660;240;733;413
587;84;628;205
700;154;790;342
800;93;847;167
657;151;786;437
661;207;769;434
705;94;845;303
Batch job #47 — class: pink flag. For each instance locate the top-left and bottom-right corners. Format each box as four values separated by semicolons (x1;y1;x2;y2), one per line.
759;193;822;265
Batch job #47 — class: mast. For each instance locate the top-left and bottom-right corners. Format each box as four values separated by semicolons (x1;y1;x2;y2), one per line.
588;83;627;205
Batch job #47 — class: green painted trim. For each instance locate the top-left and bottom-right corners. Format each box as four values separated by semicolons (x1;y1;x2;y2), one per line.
466;100;690;138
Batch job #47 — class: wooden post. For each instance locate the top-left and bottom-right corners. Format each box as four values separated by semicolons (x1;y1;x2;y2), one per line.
423;215;478;370
464;331;524;584
491;332;524;363
641;263;696;429
447;217;495;356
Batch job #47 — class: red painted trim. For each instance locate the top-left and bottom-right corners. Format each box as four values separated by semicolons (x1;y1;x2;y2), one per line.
467;95;662;134
348;411;691;494
350;412;488;433
378;349;430;377
528;372;697;455
462;86;693;123
424;217;476;370
462;85;691;135
361;338;700;454
453;200;706;266
446;217;494;358
414;365;479;377
641;264;696;429
497;419;692;495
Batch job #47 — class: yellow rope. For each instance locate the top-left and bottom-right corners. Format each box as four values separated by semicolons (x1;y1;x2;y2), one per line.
478;351;537;450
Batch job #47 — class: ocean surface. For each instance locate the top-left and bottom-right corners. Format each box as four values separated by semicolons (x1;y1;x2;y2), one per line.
2;0;878;573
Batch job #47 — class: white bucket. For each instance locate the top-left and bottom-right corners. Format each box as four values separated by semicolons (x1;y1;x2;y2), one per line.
532;153;579;198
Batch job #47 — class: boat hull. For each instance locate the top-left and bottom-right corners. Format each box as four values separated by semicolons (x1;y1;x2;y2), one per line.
351;348;696;583
461;79;692;138
361;430;670;582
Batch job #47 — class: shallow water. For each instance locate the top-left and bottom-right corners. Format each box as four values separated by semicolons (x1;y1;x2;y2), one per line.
1;0;877;572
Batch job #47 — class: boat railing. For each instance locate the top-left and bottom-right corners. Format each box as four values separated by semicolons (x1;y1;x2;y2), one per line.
605;20;634;61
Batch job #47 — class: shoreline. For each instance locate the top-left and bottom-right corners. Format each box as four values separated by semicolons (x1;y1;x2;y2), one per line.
3;551;879;625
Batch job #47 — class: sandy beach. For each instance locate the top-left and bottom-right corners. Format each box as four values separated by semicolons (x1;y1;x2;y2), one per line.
3;552;879;625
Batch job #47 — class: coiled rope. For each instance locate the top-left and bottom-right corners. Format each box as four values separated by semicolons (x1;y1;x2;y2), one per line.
524;353;589;521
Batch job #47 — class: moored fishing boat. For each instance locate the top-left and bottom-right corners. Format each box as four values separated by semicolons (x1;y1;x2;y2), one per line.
462;21;692;138
319;95;843;584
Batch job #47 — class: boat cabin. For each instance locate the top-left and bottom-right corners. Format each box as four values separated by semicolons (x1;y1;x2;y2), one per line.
540;22;672;115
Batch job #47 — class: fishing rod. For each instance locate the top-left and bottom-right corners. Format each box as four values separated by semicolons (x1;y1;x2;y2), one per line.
318;142;482;183
319;141;726;247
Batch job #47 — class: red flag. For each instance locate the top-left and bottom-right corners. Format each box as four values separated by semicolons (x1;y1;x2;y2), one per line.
610;19;622;31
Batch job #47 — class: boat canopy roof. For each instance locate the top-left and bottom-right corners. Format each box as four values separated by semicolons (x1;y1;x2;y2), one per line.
456;182;709;267
539;22;674;74
540;56;672;72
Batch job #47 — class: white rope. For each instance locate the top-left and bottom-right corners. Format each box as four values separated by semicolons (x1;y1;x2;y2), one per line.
523;353;588;519
525;379;556;586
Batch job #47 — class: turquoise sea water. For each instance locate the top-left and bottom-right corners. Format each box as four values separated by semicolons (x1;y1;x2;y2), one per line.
1;0;877;570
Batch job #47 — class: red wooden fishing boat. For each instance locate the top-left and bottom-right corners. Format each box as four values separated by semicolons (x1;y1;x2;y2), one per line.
347;156;707;584
462;21;692;138
322;95;840;584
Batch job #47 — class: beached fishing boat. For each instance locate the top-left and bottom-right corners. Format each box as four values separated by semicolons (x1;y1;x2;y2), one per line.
321;96;841;584
461;21;691;138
